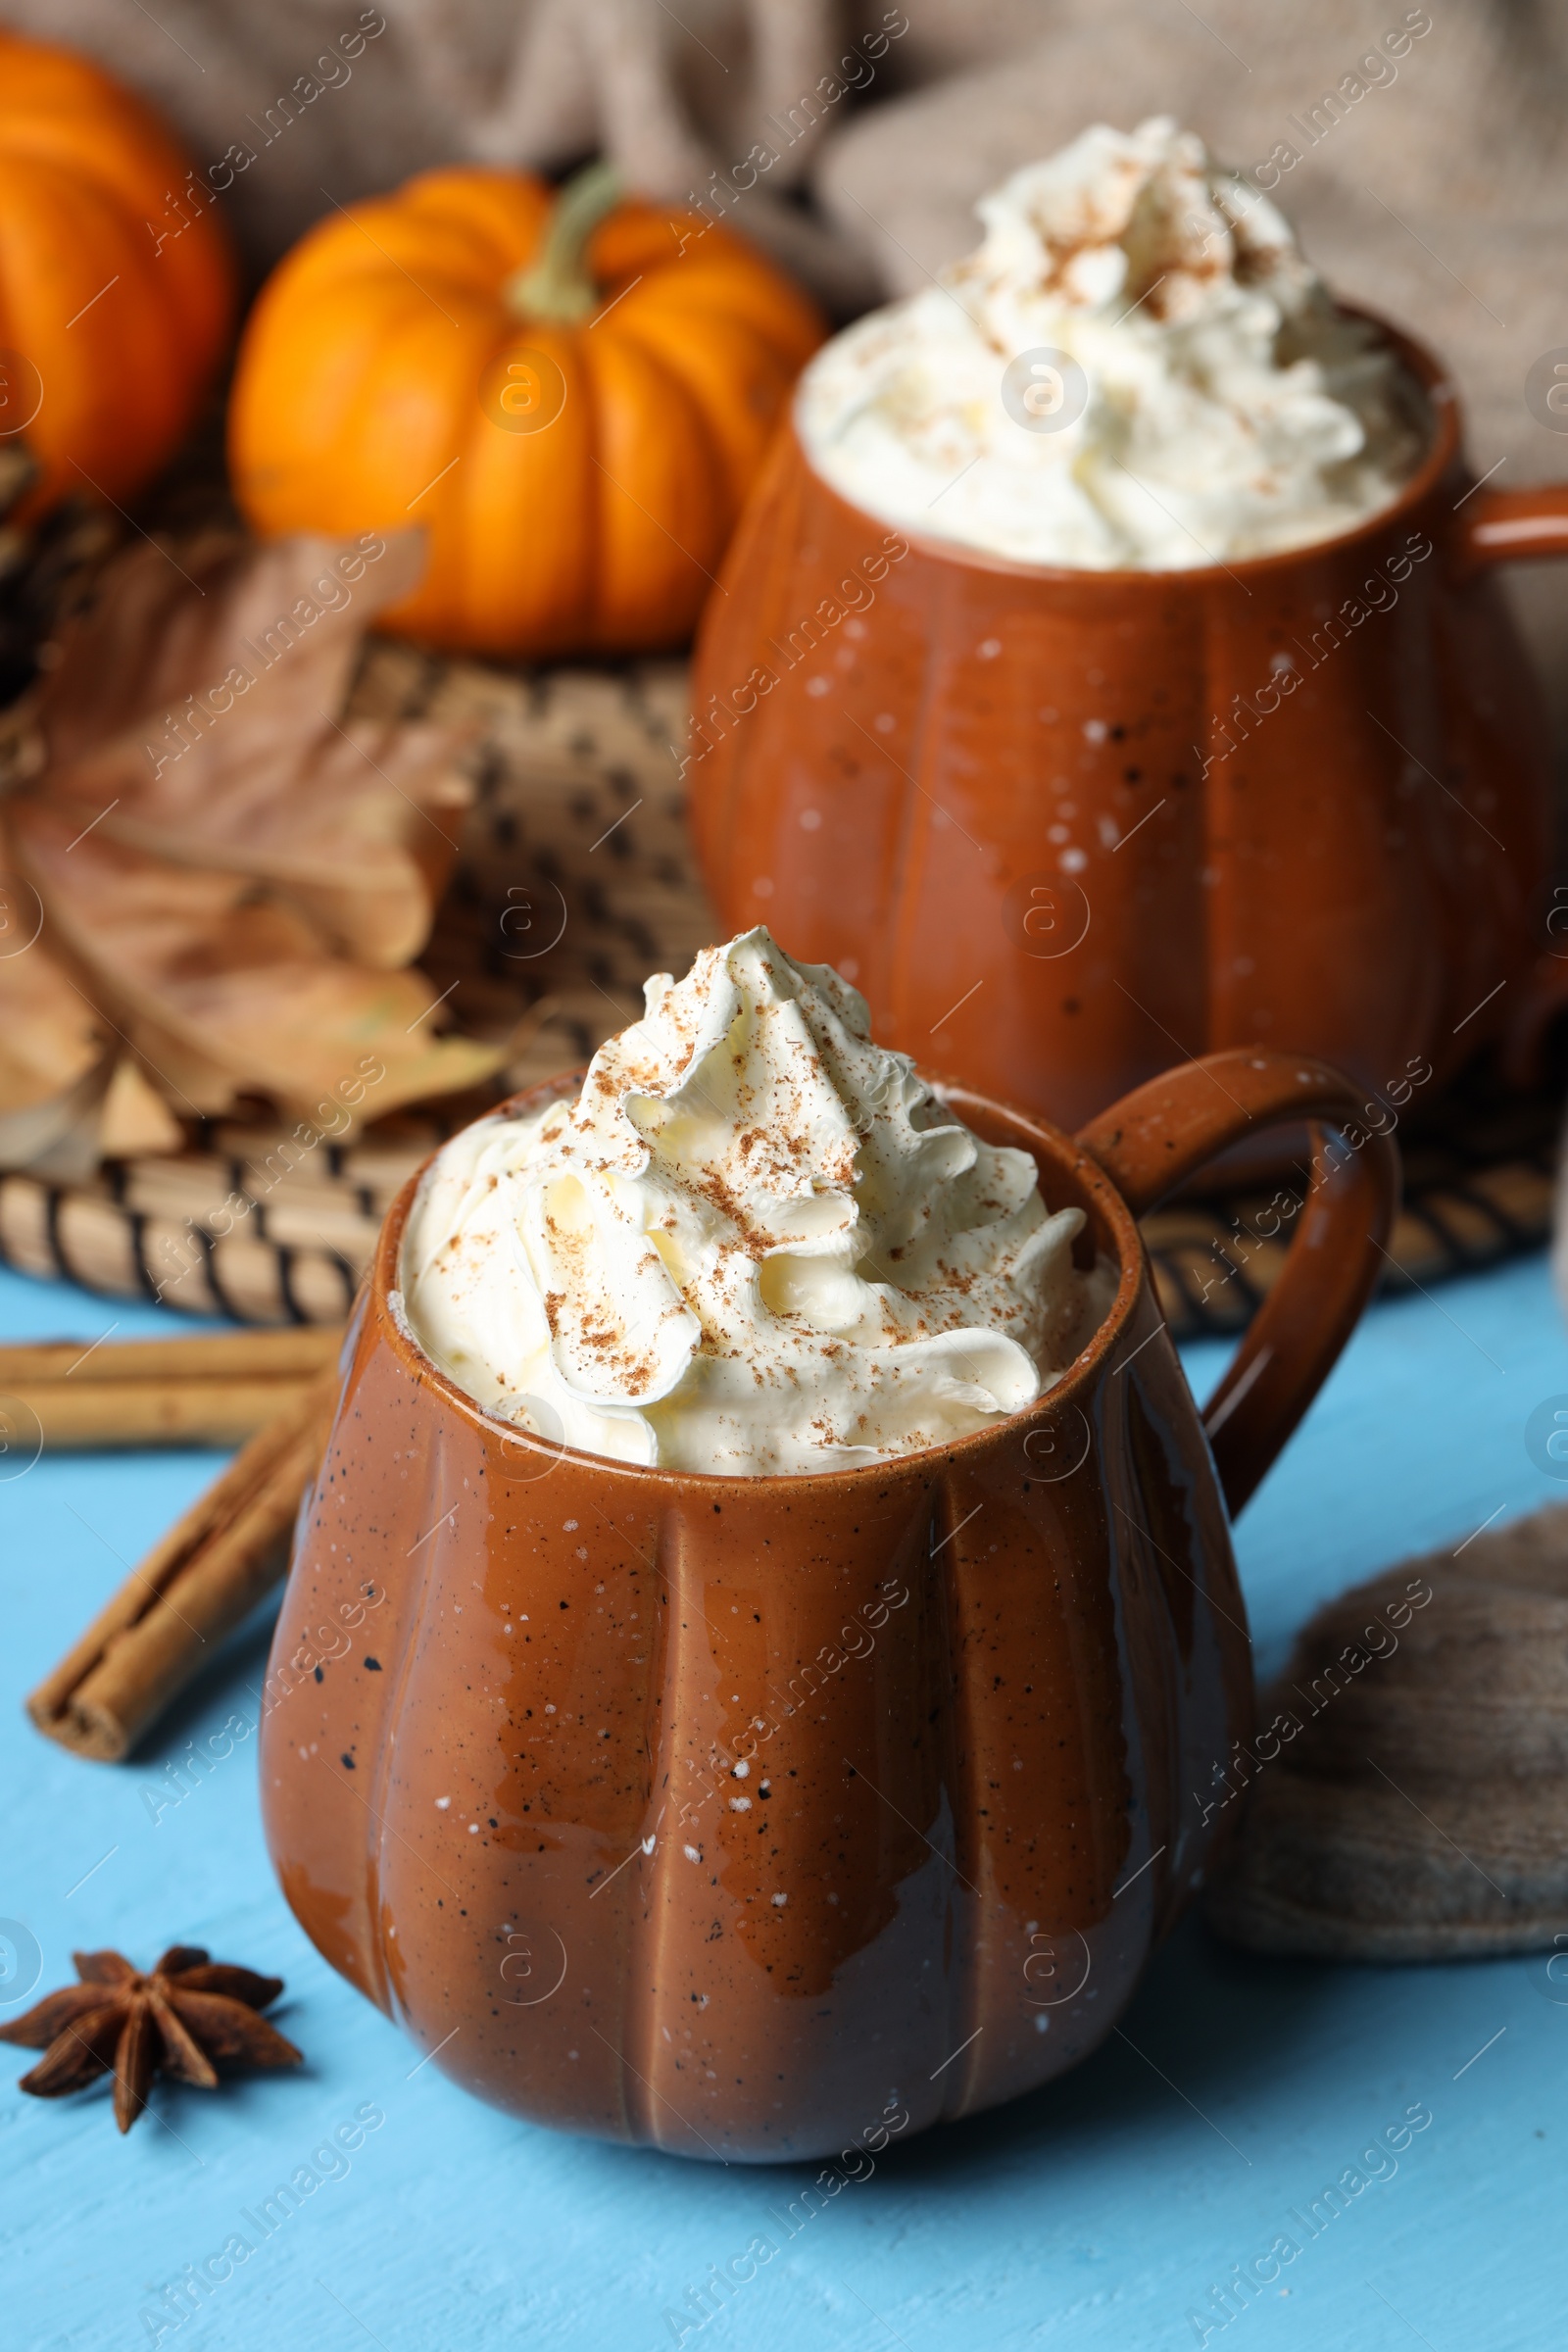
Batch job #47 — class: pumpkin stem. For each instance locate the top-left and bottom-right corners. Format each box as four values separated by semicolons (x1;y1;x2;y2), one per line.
504;161;623;324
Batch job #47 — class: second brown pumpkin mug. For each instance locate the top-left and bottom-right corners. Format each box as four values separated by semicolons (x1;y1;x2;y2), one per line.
261;1047;1396;2161
687;315;1566;1136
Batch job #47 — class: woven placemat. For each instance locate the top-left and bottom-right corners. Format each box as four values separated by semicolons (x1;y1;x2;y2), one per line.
0;635;1558;1333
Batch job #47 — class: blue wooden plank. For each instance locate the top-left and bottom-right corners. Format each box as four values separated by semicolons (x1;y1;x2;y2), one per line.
3;1251;1565;2352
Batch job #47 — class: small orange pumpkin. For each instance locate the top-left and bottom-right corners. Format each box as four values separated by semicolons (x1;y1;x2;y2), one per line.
0;31;234;515
228;164;826;657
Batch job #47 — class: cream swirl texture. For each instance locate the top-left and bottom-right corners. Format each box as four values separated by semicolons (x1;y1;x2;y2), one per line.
400;928;1106;1475
797;116;1424;570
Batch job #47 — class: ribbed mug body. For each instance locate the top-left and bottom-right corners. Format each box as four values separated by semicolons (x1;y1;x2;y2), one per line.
687;327;1547;1133
260;1081;1252;2160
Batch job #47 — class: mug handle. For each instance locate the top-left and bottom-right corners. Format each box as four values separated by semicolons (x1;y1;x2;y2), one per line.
1455;482;1568;1074
1458;483;1568;568
1076;1051;1399;1517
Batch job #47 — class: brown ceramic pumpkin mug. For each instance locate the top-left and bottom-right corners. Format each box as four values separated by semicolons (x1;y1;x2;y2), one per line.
687;316;1566;1140
261;1047;1396;2162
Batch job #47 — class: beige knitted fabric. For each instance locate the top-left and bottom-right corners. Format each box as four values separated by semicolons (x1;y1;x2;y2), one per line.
1207;1501;1568;1961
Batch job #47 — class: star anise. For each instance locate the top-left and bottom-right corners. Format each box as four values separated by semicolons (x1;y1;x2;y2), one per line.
0;1946;302;2132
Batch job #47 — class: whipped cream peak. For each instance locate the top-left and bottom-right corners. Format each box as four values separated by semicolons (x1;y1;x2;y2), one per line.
797;117;1423;570
402;929;1108;1475
955;120;1306;332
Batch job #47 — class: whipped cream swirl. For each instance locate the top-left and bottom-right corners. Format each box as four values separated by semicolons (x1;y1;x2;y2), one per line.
400;929;1106;1475
798;116;1424;570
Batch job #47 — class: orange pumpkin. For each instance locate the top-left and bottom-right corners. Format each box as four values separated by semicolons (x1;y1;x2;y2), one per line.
0;31;233;515
228;164;826;657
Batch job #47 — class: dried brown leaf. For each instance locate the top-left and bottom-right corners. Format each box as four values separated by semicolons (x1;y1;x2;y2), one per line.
0;528;505;1165
17;815;498;1115
37;530;423;787
33;532;465;971
0;880;104;1118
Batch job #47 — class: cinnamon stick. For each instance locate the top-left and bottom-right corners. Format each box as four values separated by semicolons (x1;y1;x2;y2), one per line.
4;1376;320;1450
26;1369;338;1762
0;1326;343;1449
0;1327;342;1385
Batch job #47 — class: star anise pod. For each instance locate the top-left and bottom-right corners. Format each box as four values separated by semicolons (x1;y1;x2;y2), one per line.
0;1945;302;2132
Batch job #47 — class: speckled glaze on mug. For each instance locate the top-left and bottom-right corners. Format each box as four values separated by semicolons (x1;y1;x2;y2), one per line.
687;316;1568;1136
260;1050;1396;2162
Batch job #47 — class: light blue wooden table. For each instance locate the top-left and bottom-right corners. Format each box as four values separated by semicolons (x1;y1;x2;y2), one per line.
4;1250;1565;2352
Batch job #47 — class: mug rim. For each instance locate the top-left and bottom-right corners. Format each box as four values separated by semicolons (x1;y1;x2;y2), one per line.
372;1066;1150;1496
790;305;1456;590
